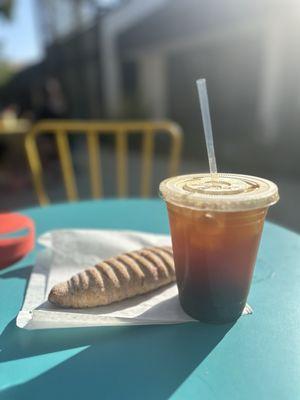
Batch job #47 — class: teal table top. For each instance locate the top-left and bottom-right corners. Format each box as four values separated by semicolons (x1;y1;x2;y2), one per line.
0;199;299;400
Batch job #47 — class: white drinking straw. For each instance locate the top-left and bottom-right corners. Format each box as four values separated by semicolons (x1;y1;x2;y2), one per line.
196;78;219;182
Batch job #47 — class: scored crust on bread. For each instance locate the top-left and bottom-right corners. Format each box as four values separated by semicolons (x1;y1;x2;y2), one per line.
48;246;175;308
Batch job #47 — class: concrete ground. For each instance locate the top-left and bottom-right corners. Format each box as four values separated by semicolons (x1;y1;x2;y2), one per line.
0;143;299;233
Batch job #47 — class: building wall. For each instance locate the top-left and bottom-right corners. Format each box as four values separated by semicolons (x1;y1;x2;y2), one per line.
166;32;262;168
118;0;300;177
44;23;103;118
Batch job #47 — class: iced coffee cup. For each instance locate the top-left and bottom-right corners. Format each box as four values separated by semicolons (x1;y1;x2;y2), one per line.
160;173;279;324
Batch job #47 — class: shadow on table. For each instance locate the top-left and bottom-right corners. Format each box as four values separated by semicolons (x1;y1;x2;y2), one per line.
1;319;235;400
0;265;235;400
0;264;33;281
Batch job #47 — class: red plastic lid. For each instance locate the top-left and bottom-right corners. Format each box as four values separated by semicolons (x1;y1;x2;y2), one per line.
0;213;35;270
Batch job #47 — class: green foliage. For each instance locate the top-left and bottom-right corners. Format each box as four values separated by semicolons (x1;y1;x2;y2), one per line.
0;61;13;86
0;0;14;19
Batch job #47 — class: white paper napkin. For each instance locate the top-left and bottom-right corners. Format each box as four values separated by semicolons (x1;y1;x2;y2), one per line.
17;229;252;329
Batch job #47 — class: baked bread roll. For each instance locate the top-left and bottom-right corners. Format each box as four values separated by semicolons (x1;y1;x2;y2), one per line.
48;246;175;308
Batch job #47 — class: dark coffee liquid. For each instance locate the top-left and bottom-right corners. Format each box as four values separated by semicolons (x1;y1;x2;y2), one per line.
167;203;267;323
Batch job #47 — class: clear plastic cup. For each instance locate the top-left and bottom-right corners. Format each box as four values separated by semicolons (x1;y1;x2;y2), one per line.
160;173;279;324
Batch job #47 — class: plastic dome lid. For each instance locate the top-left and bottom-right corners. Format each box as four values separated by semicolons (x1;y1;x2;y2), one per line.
159;173;279;212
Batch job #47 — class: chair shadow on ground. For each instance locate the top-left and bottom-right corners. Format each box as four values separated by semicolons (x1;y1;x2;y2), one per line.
1;265;236;400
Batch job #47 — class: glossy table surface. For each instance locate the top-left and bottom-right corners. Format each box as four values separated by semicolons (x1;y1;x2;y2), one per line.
0;199;299;400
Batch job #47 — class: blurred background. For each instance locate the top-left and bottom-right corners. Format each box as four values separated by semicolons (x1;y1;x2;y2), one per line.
0;0;299;231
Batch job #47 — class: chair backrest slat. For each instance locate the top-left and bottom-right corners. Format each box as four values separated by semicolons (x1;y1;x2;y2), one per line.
87;130;102;198
116;129;128;197
55;130;78;201
168;124;182;178
25;120;182;205
141;128;154;197
25;130;49;205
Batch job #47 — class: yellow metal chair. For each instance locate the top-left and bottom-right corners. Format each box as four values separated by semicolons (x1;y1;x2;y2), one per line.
25;120;182;205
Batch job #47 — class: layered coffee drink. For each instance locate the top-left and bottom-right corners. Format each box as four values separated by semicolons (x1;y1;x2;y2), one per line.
160;174;279;323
